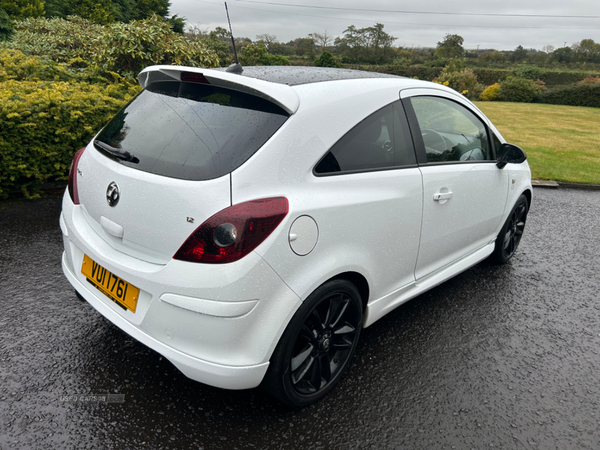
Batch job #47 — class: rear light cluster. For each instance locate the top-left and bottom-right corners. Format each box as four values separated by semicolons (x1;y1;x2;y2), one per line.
174;197;288;264
68;148;86;205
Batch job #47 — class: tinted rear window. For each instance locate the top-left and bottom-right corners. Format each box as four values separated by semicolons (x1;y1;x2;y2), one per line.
95;81;289;180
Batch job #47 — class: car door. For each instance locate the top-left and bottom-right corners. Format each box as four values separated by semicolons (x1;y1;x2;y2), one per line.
401;90;509;280
311;100;423;297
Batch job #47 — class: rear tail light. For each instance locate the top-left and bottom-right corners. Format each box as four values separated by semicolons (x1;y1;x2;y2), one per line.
68;148;85;205
174;197;288;264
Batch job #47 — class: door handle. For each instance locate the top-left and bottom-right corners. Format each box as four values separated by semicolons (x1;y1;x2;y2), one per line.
433;192;453;201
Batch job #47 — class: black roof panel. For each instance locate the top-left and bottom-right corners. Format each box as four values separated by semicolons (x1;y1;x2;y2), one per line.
216;66;402;86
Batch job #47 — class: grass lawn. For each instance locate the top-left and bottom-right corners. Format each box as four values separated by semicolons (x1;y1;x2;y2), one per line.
475;102;600;185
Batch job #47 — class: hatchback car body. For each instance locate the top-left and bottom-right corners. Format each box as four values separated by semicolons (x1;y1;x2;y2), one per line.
60;66;531;406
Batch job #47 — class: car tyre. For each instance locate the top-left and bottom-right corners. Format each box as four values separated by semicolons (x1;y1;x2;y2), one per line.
262;279;363;407
490;194;529;265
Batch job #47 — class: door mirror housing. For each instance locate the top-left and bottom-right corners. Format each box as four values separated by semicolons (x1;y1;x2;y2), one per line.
496;143;527;169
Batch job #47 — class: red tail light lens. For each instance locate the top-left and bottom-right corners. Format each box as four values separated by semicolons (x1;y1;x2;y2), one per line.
68;148;85;205
174;197;289;264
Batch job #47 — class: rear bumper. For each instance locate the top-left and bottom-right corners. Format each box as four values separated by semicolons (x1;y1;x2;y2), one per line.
62;253;270;389
60;192;303;390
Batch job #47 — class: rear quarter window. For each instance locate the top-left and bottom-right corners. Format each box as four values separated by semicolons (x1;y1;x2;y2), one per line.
95;81;289;181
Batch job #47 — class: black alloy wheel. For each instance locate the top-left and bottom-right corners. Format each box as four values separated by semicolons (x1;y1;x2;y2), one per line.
491;194;529;264
263;279;363;407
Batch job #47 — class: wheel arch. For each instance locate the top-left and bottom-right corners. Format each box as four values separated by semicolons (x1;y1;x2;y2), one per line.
328;271;370;312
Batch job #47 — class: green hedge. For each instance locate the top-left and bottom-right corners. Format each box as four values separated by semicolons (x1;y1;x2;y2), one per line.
385;65;443;80
0;78;139;198
471;68;511;86
336;64;599;87
471;68;599;86
536;83;600;108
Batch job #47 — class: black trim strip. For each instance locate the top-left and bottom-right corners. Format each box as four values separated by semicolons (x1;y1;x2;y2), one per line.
313;163;420;177
401;98;428;165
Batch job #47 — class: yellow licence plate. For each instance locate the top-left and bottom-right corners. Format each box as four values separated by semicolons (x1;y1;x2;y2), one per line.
81;254;140;313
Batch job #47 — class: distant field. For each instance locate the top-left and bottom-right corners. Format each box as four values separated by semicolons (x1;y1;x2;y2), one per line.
475;102;600;185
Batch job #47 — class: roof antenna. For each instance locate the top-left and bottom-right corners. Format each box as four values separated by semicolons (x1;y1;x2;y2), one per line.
225;2;243;74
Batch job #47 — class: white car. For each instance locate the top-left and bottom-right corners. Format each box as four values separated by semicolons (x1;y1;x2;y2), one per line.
60;65;531;406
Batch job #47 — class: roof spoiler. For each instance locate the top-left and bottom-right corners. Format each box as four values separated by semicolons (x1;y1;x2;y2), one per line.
137;66;300;114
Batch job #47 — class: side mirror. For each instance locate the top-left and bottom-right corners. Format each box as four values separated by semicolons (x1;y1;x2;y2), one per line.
496;143;527;169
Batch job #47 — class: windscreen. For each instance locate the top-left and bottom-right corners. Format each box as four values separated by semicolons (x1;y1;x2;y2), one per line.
95;81;289;180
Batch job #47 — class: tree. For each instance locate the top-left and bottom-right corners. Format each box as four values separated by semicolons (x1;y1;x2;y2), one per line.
334;25;365;62
167;13;184;33
212;25;230;41
510;45;528;63
132;0;169;20
0;7;12;40
573;39;600;63
44;0;64;17
552;46;573;64
308;30;332;50
435;34;464;59
364;23;396;62
541;45;555;54
256;33;277;51
65;0;116;25
478;50;505;64
0;0;44;19
334;23;396;63
185;24;209;39
40;0;168;24
204;29;232;66
295;37;316;58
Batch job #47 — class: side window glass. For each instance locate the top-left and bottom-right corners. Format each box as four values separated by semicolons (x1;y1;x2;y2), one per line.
315;102;416;174
411;96;492;163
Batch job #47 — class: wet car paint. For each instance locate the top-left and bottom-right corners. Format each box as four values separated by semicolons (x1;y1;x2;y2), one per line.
1;187;599;449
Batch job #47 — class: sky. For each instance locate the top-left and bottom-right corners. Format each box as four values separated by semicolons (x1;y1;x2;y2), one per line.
168;0;600;51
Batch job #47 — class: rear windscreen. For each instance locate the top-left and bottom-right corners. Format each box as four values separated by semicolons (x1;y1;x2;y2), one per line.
95;81;289;180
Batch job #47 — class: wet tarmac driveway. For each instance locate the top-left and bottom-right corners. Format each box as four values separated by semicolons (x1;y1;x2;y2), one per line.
1;187;600;449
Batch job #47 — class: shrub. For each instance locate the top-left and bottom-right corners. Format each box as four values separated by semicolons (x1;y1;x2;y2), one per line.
0;78;140;198
239;44;290;66
580;76;600;84
314;50;341;68
444;58;464;73
498;76;542;102
92;15;219;78
471;68;510;86
536;83;600;108
513;65;543;80
389;57;411;69
1;16;104;65
433;68;478;98
542;70;598;86
0;48;79;81
479;83;501;101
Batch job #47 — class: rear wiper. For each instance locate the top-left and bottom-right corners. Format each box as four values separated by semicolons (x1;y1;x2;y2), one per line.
94;140;139;164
